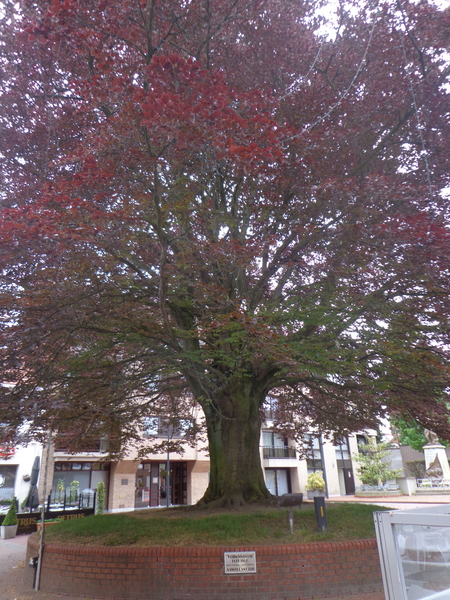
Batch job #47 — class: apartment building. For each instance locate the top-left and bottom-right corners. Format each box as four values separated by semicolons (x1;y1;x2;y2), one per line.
261;427;370;498
1;409;371;511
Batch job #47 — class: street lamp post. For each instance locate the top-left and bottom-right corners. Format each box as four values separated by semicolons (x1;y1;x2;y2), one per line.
166;425;171;508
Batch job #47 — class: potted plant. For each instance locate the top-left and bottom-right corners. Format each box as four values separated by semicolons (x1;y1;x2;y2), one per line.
0;498;19;539
306;471;326;499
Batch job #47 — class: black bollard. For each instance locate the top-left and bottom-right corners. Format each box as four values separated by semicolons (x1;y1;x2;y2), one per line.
314;496;327;530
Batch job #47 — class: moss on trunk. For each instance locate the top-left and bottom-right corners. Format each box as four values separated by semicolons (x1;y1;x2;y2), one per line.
198;383;272;506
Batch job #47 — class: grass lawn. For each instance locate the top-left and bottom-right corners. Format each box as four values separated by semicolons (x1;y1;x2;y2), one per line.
44;502;388;547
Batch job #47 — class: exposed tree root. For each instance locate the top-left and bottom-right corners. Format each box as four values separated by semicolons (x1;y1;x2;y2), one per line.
197;493;277;510
204;494;246;509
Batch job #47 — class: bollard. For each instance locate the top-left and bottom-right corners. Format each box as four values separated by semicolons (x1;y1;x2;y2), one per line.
314;496;327;530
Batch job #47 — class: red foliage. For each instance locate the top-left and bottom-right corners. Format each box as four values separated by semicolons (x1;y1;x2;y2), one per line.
1;0;450;499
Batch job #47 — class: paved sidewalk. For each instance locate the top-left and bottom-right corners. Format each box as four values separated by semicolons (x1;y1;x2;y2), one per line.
329;492;450;504
317;595;385;600
327;492;450;511
0;532;100;600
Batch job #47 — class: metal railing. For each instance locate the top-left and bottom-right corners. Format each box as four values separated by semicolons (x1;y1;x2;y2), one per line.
262;446;296;459
54;440;110;453
20;489;97;513
417;478;450;489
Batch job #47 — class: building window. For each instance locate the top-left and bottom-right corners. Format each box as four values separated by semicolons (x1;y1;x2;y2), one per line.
0;464;17;499
52;462;109;498
142;417;159;437
356;434;370;455
304;434;323;474
54;437;111;453
334;437;356;495
262;432;296;458
142;417;193;439
265;468;291;496
263;397;278;421
334;438;351;463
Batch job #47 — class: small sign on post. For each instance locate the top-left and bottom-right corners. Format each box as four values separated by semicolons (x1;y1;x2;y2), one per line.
278;493;303;534
224;551;257;574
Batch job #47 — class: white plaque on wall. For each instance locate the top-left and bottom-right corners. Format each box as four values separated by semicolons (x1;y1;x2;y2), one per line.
224;551;257;574
424;448;439;469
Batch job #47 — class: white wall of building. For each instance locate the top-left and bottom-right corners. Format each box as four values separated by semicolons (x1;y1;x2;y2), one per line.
260;422;364;499
0;441;42;507
322;439;342;497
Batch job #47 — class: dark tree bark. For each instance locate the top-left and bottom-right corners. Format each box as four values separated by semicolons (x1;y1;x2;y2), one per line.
200;384;271;506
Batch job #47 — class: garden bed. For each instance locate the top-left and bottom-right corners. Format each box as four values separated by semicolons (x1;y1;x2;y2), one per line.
42;502;385;546
24;503;386;600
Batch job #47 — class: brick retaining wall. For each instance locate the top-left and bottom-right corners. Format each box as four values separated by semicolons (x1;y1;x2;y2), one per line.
25;534;383;600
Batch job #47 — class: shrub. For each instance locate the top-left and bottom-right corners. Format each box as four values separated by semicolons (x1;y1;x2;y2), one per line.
354;440;402;486
69;480;79;502
96;481;106;515
305;471;326;492
2;498;18;526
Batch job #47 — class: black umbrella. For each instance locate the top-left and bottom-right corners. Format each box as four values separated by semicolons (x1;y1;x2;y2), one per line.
25;456;40;510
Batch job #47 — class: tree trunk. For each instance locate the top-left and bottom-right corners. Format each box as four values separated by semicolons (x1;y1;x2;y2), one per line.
198;383;272;507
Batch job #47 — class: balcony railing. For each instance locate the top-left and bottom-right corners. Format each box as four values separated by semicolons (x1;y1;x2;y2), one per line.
54;437;111;453
262;446;296;459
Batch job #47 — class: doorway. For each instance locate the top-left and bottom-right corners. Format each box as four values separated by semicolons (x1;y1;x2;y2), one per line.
335;439;356;495
265;468;291;496
135;462;187;508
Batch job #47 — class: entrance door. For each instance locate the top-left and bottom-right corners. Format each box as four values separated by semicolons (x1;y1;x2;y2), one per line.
276;470;289;495
343;468;356;495
135;463;160;508
135;464;151;508
335;438;356;496
136;462;188;507
171;463;188;505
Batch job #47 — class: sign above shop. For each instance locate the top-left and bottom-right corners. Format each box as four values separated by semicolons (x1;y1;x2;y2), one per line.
0;446;15;459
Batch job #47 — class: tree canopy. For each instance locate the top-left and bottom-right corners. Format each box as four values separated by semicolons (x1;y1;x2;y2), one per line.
1;0;450;505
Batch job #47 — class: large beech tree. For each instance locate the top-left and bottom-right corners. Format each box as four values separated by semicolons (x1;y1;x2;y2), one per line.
1;0;450;505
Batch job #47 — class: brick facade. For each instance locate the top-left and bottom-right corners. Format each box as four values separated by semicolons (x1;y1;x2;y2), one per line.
25;535;383;600
188;460;210;505
108;460;140;511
